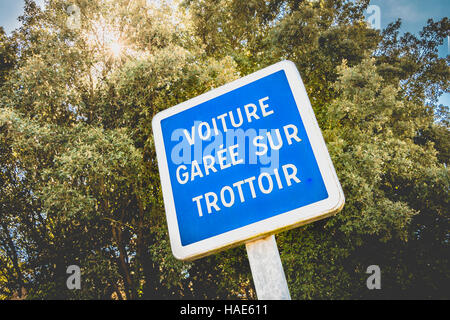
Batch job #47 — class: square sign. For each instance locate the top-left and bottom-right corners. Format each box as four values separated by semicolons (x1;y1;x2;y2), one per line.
152;61;344;260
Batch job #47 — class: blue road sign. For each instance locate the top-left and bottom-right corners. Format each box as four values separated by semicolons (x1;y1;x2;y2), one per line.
152;61;344;260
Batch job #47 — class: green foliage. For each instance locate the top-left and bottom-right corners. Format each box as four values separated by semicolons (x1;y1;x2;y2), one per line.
0;0;448;299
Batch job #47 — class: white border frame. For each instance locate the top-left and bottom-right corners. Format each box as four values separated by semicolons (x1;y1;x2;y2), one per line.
152;60;345;261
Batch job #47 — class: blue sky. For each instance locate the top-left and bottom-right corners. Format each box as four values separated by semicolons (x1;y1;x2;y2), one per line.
0;0;449;104
0;0;44;33
370;0;449;58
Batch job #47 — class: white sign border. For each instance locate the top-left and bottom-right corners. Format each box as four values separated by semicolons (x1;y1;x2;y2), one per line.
152;60;345;261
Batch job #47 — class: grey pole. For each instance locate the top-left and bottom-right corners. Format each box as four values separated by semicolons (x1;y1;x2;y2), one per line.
245;235;291;300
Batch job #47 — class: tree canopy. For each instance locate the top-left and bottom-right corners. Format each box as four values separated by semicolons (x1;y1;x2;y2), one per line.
0;0;448;299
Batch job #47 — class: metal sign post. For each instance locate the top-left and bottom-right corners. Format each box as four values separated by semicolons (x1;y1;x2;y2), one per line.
246;235;291;300
152;60;344;299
